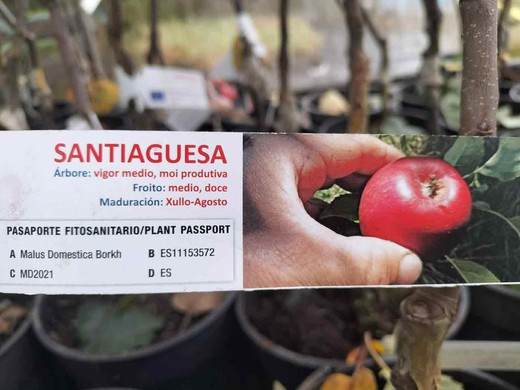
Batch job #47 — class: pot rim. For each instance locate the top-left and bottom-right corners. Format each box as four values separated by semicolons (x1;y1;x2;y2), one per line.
236;287;470;371
481;284;520;300
0;304;32;356
32;292;237;363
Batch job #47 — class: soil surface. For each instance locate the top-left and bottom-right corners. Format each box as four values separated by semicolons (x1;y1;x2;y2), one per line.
43;294;209;353
247;289;406;360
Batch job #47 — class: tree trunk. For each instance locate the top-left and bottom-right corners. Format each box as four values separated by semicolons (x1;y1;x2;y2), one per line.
45;0;102;129
278;0;299;133
360;6;389;116
71;0;106;79
147;0;165;65
343;0;370;134
392;288;461;390
230;0;270;132
392;2;499;388
459;0;498;136
420;0;444;135
107;0;134;75
231;0;243;14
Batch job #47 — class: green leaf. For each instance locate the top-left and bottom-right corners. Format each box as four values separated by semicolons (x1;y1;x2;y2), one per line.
440;90;461;130
443;137;485;176
472;201;491;210
497;105;520;129
449;259;500;283
313;184;348;204
510;216;520;231
76;300;164;355
478;138;520;181
320;193;360;221
474;202;520;240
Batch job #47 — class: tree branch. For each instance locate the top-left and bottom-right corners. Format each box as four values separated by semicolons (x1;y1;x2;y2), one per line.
360;6;389;116
147;0;165;65
498;0;512;77
420;0;444;135
107;0;134;75
44;0;102;129
277;0;299;133
343;0;370;134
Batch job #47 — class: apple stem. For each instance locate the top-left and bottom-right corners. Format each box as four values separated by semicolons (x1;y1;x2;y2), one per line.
424;176;443;198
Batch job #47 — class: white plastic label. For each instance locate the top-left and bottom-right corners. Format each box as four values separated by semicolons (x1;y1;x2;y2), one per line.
0;131;243;294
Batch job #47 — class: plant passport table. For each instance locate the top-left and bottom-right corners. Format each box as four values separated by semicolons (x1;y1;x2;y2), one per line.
0;131;519;294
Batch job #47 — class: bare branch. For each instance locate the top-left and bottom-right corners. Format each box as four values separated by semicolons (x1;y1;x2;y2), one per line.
277;0;299;133
230;0;243;14
147;0;165;65
71;0;106;78
360;6;389;115
498;0;512;76
343;0;370;133
44;0;102;129
420;0;444;135
107;0;134;75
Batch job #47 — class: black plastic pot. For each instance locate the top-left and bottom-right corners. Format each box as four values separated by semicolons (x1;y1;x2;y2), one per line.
0;295;54;390
464;286;520;340
317;113;384;134
400;85;458;135
33;293;237;389
299;87;384;129
459;285;520;385
235;288;470;390
296;367;519;390
99;114;133;130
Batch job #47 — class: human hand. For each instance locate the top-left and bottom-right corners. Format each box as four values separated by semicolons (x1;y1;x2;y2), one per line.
243;134;423;288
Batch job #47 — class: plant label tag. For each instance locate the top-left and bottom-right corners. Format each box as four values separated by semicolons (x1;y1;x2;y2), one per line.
0;131;242;294
1;132;520;294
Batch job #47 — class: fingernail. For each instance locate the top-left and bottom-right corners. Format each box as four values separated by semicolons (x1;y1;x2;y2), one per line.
399;253;423;283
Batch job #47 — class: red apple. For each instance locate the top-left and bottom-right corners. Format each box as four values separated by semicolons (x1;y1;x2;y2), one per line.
359;156;472;260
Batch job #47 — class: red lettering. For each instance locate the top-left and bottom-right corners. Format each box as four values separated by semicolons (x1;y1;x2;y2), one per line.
185;145;196;163
128;144;145;162
54;143;66;163
198;145;210;163
211;145;227;164
68;144;84;162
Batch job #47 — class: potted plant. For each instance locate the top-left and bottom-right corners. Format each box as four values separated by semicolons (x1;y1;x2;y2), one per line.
235;287;470;389
0;294;54;390
294;365;519;390
33;292;236;389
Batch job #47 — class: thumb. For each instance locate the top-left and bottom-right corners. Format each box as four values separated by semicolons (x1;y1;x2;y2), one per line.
323;234;423;285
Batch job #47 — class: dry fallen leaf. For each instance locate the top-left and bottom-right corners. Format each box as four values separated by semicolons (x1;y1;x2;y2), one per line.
351;367;378;390
273;380;288;390
320;373;353;390
346;340;385;365
0;304;28;335
171;292;227;315
318;90;350;116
